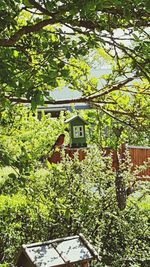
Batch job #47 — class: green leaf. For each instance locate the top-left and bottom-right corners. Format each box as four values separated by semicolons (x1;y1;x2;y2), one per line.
8;173;17;179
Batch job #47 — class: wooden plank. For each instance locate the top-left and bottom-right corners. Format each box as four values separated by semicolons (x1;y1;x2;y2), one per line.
104;145;150;179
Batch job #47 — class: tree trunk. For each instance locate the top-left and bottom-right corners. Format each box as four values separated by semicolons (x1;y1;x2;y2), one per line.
115;145;126;210
80;261;89;267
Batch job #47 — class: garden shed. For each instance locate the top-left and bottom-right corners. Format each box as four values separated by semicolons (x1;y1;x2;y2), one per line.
16;234;99;267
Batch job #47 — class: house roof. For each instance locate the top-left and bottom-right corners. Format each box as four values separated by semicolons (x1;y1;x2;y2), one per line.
16;234;98;267
65;115;88;124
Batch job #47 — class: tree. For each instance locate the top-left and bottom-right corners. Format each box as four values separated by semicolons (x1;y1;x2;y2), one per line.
0;0;149;128
0;106;67;170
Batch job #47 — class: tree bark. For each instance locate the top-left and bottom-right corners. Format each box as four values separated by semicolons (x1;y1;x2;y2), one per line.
115;144;126;210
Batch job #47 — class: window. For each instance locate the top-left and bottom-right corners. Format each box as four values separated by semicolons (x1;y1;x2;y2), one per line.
73;126;84;138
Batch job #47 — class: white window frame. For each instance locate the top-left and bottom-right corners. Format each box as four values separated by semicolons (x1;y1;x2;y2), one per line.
73;126;84;138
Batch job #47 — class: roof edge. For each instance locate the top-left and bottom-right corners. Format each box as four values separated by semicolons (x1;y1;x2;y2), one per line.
23;235;79;249
79;234;99;259
65;115;88;124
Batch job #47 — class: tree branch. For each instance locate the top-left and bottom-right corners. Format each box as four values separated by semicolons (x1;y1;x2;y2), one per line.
0;2;148;48
28;0;52;16
102;108;148;118
0;19;56;47
100;108;137;129
85;77;134;100
6;95;115;105
5;77;134;106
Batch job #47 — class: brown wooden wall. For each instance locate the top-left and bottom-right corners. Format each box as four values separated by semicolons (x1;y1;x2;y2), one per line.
48;147;86;164
128;146;150;178
48;145;150;180
104;145;150;180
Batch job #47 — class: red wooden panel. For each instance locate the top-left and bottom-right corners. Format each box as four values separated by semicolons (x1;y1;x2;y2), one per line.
48;145;150;181
128;147;150;177
48;147;86;163
65;147;86;161
104;145;150;180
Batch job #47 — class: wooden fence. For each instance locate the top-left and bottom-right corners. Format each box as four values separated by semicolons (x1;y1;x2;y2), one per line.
126;145;150;179
49;144;150;181
105;144;150;181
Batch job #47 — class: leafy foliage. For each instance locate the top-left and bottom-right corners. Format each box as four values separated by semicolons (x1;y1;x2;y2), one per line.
0;151;149;266
0;1;150;263
0;108;149;266
0;0;149;129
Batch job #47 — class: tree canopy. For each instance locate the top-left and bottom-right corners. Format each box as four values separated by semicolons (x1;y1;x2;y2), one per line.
0;0;149;128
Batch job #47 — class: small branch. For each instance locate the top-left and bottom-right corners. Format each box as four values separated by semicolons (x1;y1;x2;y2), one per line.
105;107;149;118
23;7;43;15
120;89;150;96
103;38;150;81
86;77;134;100
100;108;137;129
28;0;53;16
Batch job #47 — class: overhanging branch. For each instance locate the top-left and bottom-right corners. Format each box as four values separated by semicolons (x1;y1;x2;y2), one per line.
5;77;133;105
86;77;134;100
0;18;56;47
6;96;115;105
